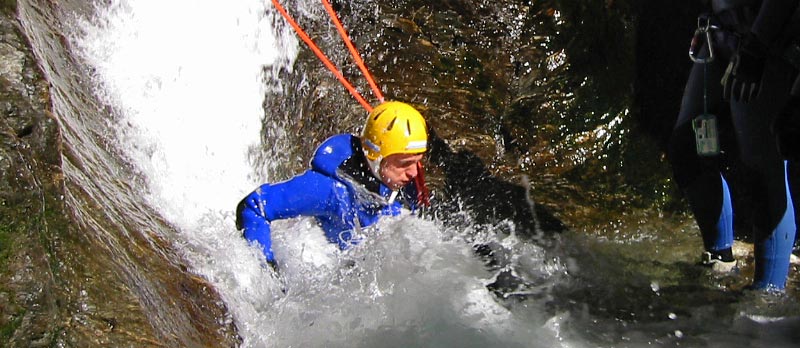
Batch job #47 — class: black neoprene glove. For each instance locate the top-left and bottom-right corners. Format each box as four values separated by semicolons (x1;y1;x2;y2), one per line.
722;32;768;102
774;95;800;161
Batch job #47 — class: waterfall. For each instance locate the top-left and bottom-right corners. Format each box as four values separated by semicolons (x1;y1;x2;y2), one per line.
13;0;796;346
73;0;294;227
67;1;583;346
72;0;303;345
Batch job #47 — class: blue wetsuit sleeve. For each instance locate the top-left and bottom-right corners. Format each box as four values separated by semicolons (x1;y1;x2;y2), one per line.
237;194;275;262
236;171;337;262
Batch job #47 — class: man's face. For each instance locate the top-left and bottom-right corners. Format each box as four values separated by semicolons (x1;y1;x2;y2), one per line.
379;153;424;190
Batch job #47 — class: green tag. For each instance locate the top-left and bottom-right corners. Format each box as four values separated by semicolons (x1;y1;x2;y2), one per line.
692;114;719;156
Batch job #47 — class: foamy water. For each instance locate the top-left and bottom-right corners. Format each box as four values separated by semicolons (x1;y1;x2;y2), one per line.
69;1;576;347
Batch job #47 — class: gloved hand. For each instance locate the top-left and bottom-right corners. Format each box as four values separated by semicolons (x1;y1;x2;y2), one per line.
722;32;768;102
774;96;800;161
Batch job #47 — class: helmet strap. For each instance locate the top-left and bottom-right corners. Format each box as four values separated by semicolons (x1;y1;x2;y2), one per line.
388;190;398;205
365;151;383;183
365;152;401;200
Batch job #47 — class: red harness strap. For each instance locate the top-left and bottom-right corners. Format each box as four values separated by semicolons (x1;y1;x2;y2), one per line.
414;162;431;207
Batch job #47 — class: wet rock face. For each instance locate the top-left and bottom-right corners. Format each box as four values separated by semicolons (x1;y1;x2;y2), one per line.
276;0;692;235
0;4;58;177
374;0;670;231
0;4;64;345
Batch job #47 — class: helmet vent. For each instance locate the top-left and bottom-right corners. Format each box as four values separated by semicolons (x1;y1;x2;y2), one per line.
373;109;386;120
386;116;397;131
406;119;412;136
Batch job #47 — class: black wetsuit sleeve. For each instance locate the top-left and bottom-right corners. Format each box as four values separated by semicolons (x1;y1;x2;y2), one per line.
751;0;800;44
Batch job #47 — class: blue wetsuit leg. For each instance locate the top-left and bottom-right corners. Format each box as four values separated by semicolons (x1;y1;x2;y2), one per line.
752;162;796;289
731;53;797;289
710;175;734;252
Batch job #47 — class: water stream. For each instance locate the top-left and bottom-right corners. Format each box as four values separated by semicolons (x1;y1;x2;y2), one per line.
12;0;800;346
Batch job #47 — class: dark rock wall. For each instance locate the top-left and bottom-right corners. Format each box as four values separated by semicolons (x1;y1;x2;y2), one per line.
267;0;697;236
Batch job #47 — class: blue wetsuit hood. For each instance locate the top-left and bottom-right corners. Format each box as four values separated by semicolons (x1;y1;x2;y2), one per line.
311;134;360;179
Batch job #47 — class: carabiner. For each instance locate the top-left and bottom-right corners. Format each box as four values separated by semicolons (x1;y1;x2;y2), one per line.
689;15;716;63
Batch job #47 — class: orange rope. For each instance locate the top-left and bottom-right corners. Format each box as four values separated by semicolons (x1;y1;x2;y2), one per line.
271;0;373;112
321;0;384;103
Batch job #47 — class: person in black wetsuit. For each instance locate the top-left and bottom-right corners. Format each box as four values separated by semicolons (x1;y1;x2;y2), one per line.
775;51;800;162
667;0;798;290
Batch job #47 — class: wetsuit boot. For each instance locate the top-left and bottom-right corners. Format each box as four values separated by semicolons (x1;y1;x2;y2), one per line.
695;174;737;272
752;162;796;290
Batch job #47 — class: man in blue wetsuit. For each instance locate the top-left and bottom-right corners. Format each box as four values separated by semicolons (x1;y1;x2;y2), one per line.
236;101;429;268
668;0;798;290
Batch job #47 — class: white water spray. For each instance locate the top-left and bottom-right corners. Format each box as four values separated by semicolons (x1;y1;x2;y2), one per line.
73;0;305;344
72;1;576;347
74;0;295;227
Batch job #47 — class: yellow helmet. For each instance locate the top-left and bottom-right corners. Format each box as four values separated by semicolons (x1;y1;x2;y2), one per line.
361;101;428;162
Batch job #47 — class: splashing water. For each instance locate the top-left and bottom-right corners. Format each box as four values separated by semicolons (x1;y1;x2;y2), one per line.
70;0;578;347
